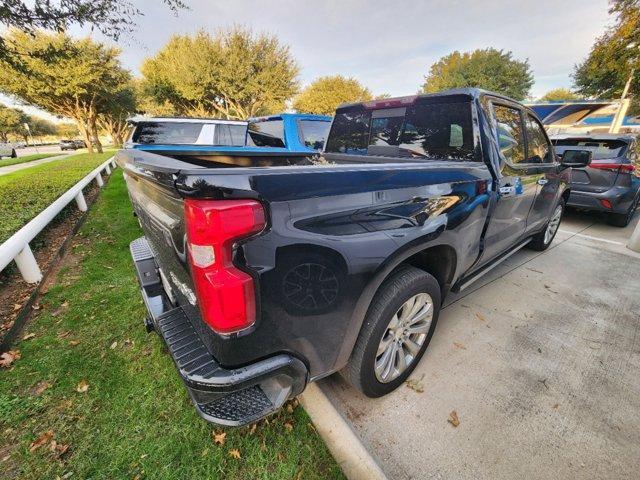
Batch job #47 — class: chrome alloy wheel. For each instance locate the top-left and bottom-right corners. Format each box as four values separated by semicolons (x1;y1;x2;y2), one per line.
374;293;434;383
544;205;563;245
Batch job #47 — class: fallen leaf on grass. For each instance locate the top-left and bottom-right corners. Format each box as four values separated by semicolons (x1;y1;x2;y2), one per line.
213;431;226;445
29;430;54;452
69;340;80;347
76;380;89;393
109;341;118;350
50;440;70;457
228;449;241;459
13;303;21;311
248;423;257;435
284;422;293;432
405;373;425;393
453;342;467;350
57;331;71;339
31;304;41;311
31;380;53;396
22;333;36;341
0;350;20;368
447;410;460;428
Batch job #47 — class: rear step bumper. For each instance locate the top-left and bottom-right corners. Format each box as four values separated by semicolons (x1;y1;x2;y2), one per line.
129;237;308;426
567;186;635;213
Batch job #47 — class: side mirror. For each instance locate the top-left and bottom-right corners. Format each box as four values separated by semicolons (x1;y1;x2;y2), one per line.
561;149;592;168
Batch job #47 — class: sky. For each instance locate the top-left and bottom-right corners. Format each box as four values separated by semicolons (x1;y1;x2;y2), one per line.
2;0;613;121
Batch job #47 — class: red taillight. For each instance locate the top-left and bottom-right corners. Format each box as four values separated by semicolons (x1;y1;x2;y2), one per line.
599;199;613;209
590;161;635;173
184;199;266;334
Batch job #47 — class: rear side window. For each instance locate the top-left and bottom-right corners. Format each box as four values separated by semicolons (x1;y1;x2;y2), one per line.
553;139;628;160
247;119;285;148
493;105;525;164
298;120;331;150
214;124;246;146
325;101;476;160
525;114;553;163
131;122;202;144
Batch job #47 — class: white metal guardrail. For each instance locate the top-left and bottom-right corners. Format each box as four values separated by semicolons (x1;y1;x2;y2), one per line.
0;156;116;283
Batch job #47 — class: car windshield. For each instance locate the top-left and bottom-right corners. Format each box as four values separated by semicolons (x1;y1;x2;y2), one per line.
131;122;203;144
325;101;476;160
553;139;628;160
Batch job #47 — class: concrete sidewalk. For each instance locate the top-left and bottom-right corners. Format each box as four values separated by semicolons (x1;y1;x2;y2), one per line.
0;152;72;176
319;212;640;480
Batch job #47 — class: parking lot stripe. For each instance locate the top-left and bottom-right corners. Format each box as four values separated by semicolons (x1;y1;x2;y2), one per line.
558;229;626;246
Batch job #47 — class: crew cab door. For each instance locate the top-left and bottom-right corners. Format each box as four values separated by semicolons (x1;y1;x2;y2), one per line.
480;100;540;263
522;112;560;231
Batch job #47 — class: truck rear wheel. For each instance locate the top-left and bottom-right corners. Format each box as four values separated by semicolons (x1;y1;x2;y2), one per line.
342;266;441;397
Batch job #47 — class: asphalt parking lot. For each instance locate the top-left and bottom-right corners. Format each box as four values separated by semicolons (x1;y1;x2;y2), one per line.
319;209;640;480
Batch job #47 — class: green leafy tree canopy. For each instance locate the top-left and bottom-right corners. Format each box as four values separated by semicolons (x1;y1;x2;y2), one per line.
0;30;131;153
573;0;639;101
422;48;534;100
0;1;186;64
293;76;373;115
140;27;299;119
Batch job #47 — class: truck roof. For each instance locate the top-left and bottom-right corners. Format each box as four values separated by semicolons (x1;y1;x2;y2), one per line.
335;87;524;112
249;113;332;122
127;116;247;125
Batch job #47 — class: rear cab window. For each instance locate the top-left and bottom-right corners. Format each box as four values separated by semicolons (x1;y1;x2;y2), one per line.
132;122;202;144
247;118;286;148
298;120;331;150
552;138;629;160
325;98;478;161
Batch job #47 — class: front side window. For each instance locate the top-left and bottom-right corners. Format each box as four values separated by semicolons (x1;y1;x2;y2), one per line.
525;114;553;163
247;119;285;148
493;104;525;164
131;122;202;144
325;101;476;160
298;120;331;150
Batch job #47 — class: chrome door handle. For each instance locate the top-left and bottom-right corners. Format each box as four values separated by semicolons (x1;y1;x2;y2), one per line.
537;178;549;186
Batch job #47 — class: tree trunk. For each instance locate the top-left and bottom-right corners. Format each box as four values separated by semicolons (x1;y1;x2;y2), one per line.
89;117;103;154
78;121;94;154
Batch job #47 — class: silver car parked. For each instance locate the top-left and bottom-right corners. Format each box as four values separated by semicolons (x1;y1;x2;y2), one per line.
552;134;640;227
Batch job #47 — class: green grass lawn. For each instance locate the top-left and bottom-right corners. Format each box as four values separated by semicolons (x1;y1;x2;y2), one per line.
0;170;343;480
0;153;62;168
0;151;114;244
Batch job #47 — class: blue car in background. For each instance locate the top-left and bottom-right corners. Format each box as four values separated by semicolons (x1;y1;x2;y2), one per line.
126;113;332;158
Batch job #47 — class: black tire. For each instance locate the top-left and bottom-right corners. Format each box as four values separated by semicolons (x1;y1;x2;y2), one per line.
607;195;639;228
10;149;16;158
342;265;441;398
528;199;565;251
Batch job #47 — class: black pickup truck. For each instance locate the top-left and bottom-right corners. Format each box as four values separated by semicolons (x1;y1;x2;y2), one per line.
118;88;584;426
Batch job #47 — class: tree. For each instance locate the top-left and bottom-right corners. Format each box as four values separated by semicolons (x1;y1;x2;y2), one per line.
0;30;132;153
539;88;583;102
0;105;26;142
57;123;81;139
292;76;373;115
98;82;137;147
27;117;57;142
0;1;186;65
573;1;639;102
140;27;299;119
422;48;534;100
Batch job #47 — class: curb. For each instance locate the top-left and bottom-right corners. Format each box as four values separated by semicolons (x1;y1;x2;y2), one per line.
300;382;388;480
